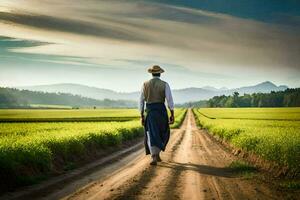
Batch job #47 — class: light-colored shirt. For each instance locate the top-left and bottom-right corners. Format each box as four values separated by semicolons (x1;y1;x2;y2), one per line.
139;77;174;113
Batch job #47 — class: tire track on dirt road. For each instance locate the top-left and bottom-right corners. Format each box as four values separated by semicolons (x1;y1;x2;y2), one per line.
109;116;188;200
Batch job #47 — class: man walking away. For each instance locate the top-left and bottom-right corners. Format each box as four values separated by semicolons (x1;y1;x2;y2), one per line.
139;65;174;165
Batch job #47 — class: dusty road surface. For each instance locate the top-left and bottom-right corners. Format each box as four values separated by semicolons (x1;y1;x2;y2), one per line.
63;109;285;200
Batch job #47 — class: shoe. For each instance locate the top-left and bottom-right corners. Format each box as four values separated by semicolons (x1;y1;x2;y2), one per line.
156;154;162;162
150;160;157;165
150;155;157;165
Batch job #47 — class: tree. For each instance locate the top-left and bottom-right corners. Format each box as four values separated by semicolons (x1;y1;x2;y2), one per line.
205;88;300;108
232;92;239;107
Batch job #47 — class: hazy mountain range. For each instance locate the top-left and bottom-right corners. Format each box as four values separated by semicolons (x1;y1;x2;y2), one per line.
17;81;288;103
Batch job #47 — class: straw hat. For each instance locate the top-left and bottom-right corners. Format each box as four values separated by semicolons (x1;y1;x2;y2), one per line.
148;65;165;73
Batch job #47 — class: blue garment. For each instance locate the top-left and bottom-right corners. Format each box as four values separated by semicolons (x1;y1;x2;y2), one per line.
144;103;170;155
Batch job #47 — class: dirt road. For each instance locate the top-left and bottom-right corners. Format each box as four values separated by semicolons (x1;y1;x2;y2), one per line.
64;109;284;200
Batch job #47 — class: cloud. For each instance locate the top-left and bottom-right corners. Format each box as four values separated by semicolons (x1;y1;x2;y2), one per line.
0;11;150;43
0;36;99;68
0;0;299;89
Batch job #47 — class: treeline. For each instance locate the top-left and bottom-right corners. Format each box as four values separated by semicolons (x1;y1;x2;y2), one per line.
0;87;137;108
208;88;300;107
176;100;208;108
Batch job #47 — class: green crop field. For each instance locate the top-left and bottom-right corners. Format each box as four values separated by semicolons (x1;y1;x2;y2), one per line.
0;108;186;189
196;107;300;121
0;109;140;122
193;108;300;174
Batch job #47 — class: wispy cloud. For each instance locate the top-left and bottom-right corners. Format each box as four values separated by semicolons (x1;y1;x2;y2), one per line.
0;11;150;42
0;0;299;89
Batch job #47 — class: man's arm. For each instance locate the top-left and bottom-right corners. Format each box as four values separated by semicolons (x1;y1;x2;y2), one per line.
165;83;174;124
139;86;145;126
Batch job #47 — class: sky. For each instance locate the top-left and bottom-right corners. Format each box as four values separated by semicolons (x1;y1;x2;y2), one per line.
0;0;299;92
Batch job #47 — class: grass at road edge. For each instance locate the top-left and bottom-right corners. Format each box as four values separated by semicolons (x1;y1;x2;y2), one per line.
228;160;257;179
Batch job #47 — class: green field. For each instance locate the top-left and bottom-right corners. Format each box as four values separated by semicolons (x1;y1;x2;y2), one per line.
193;108;300;174
0;109;140;122
0;108;186;189
196;108;300;121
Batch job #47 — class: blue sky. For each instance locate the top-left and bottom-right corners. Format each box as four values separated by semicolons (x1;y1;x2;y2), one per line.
150;0;300;23
0;0;299;92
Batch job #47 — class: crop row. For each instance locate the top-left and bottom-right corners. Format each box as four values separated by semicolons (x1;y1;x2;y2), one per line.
0;121;143;190
170;108;187;128
0;109;140;122
0;116;139;123
196;108;300;121
192;108;300;176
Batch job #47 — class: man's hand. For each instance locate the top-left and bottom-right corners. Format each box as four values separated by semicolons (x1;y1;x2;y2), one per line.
141;115;145;126
169;110;174;124
169;115;174;124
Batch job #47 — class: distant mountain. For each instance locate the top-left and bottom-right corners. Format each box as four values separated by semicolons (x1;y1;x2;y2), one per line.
225;81;288;95
0;87;137;108
17;83;137;100
219;87;229;91
201;86;219;91
172;87;217;103
17;81;288;103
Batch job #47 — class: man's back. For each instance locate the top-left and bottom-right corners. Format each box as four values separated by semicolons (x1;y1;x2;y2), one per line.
143;78;166;104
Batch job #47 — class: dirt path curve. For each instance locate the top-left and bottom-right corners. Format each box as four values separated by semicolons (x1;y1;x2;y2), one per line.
66;109;284;200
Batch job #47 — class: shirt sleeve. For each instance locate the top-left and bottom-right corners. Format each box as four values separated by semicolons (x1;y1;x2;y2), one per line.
165;82;174;110
139;85;145;113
